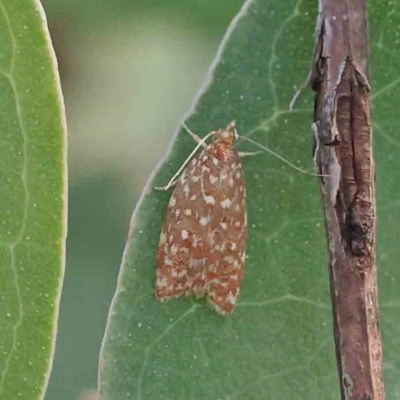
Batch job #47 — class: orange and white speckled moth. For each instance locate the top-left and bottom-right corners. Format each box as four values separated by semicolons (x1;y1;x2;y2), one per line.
155;121;246;315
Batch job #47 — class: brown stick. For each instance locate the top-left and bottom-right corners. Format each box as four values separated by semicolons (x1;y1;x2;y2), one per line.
309;0;384;399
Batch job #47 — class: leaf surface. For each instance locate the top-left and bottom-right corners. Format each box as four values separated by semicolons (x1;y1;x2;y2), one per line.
100;0;399;398
0;1;67;399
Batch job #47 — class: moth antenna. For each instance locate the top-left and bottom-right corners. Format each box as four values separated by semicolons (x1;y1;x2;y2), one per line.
155;129;215;191
239;135;329;178
181;122;207;148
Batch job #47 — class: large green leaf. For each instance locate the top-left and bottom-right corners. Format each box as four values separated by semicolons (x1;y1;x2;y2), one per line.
99;0;398;398
0;1;67;400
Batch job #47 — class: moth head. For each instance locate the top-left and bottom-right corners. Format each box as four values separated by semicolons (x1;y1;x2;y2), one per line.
214;121;238;144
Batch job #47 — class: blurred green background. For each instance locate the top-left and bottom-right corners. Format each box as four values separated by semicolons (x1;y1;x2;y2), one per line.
41;1;243;399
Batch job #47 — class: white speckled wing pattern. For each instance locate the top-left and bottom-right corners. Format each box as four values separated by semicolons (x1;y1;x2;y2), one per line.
155;122;247;315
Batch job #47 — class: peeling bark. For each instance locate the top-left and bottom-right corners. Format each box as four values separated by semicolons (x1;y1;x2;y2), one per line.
310;1;384;399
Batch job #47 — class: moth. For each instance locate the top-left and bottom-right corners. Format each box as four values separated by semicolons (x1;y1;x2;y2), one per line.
155;121;246;315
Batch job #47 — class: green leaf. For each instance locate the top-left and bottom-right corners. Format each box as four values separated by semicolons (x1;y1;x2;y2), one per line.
99;0;397;398
0;2;67;400
370;3;400;399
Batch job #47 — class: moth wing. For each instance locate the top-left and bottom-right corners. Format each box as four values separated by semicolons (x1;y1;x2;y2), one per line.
202;156;247;315
155;150;212;300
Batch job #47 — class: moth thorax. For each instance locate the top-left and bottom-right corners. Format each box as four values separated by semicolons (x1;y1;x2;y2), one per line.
215;141;237;163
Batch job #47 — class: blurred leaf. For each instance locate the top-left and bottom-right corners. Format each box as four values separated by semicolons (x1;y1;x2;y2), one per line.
99;0;398;398
45;175;131;400
0;2;67;400
42;0;243;36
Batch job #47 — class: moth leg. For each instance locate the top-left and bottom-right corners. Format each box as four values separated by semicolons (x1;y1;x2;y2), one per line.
155;178;179;191
238;150;262;158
